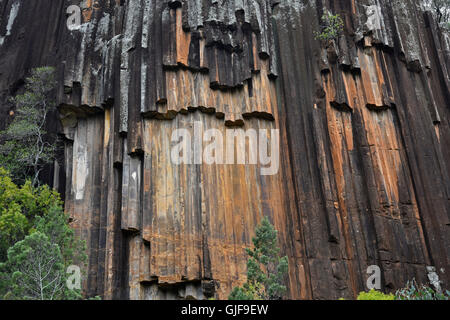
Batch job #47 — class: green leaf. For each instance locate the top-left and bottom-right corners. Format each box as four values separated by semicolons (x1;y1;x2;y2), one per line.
228;217;289;300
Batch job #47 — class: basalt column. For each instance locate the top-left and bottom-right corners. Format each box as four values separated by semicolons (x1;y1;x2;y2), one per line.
0;0;448;300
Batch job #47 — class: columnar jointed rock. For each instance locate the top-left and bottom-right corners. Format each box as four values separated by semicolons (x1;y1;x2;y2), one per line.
0;0;449;299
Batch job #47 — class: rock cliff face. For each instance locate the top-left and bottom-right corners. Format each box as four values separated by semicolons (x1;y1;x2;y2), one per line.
0;0;449;299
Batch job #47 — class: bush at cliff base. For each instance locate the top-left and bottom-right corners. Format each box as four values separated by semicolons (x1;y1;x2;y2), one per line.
228;217;289;300
0;167;62;262
357;289;395;300
351;280;450;300
395;279;450;300
0;167;86;300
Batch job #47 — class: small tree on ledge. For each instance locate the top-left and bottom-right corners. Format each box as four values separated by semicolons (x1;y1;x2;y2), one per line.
314;12;344;42
228;217;289;300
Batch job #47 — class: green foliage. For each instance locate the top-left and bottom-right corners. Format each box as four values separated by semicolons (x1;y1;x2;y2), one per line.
314;12;344;41
0;232;65;300
0;67;84;300
0;168;61;262
229;217;289;300
0;206;86;300
395;279;450;300
0;168;86;300
34;206;86;270
229;283;264;301
0;66;57;186
357;289;395;300
344;280;449;301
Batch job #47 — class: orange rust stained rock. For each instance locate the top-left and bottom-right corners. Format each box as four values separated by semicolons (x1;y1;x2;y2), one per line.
161;60;276;126
104;108;111;147
138;113;284;298
82;0;94;22
175;8;190;67
82;0;102;23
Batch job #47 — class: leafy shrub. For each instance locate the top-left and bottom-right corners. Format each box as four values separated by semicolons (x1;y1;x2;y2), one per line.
229;217;289;300
0;168;62;261
314;12;344;41
0;168;86;300
357;289;395;300
1;231;66;300
395;279;449;300
352;280;450;301
0;205;86;300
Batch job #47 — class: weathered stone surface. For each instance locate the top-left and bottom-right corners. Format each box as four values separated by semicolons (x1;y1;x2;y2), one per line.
0;0;449;299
